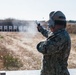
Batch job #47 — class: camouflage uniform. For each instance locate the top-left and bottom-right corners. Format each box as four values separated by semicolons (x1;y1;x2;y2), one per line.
37;27;71;75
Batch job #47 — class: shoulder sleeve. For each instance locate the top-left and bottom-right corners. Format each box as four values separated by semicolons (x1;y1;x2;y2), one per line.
37;31;68;55
36;41;47;54
45;33;67;55
36;34;55;54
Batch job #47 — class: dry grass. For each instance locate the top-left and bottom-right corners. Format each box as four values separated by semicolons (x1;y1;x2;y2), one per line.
0;32;76;70
68;34;76;68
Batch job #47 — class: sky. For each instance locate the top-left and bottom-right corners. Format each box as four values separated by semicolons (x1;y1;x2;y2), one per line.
0;0;76;21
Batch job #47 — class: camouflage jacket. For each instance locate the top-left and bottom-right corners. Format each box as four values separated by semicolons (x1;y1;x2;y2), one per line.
37;27;71;75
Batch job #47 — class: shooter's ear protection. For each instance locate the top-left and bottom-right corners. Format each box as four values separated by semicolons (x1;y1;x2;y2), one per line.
48;12;56;28
48;17;55;28
48;11;55;28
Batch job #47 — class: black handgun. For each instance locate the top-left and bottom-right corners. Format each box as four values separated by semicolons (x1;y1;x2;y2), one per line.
35;21;40;26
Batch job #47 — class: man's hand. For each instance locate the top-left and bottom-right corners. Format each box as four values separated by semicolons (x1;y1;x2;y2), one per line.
37;25;43;32
35;21;42;32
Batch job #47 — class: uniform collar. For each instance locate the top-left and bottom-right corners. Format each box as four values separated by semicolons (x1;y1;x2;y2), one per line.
53;28;65;34
48;28;65;39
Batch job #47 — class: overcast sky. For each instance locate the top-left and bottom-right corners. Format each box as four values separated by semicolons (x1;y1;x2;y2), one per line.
0;0;76;21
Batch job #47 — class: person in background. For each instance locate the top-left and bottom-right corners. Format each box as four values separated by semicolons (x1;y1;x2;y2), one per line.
36;11;71;75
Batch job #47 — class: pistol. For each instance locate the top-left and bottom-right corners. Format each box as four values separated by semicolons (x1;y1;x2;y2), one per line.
35;21;40;26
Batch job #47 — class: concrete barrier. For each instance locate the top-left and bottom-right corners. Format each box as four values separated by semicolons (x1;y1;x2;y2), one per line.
0;69;76;75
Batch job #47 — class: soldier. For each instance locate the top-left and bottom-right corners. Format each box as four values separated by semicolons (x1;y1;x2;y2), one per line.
36;11;71;75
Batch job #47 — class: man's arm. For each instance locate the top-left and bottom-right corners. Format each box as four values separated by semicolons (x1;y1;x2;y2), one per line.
39;26;49;38
36;21;50;38
37;33;67;55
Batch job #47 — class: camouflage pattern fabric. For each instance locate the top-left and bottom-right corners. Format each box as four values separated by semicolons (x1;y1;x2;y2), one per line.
37;27;71;75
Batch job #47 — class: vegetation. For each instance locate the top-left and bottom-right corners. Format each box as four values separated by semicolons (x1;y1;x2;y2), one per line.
3;54;23;70
0;35;3;39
